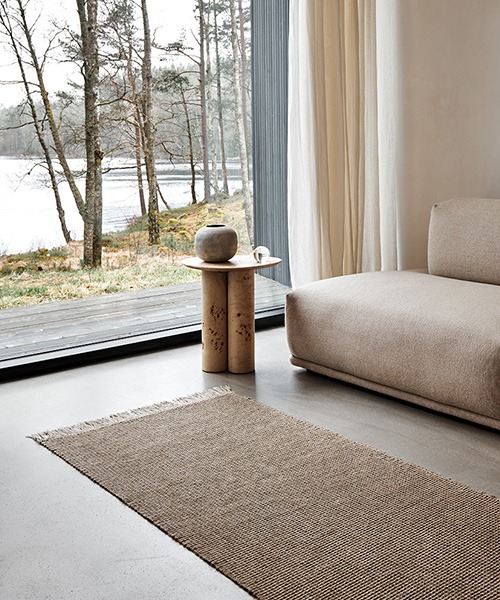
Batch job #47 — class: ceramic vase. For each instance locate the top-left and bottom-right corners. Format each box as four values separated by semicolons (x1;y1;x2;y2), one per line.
194;224;238;262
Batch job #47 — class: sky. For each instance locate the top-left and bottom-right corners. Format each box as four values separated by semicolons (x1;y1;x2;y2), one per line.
0;0;197;107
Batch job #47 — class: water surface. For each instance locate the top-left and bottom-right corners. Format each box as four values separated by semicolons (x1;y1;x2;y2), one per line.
0;157;242;254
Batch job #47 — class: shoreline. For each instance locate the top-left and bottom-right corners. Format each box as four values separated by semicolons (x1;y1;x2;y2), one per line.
0;196;251;309
0;156;245;256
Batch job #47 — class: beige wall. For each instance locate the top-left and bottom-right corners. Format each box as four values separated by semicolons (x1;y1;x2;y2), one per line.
393;0;500;269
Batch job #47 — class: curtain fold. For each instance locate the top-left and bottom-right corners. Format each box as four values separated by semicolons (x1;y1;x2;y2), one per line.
288;0;322;284
288;0;397;288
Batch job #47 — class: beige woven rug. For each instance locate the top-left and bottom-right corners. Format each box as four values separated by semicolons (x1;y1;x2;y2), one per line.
30;387;499;600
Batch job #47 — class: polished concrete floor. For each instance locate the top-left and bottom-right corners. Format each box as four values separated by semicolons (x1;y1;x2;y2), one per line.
1;326;499;600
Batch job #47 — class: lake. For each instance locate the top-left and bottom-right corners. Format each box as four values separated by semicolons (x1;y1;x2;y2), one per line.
0;157;243;254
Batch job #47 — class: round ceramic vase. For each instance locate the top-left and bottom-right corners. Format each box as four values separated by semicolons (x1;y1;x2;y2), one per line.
194;224;238;262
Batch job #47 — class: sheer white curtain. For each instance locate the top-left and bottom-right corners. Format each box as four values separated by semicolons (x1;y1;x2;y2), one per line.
288;0;398;288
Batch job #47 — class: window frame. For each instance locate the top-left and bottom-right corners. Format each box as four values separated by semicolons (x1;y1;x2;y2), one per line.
251;0;291;287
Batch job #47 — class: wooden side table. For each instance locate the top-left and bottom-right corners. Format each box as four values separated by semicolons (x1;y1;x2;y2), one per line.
182;255;282;373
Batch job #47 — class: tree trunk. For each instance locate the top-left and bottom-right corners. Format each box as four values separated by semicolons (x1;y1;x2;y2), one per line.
77;0;103;267
213;2;229;196
180;87;197;204
93;147;103;265
157;183;170;209
140;0;160;244
126;37;147;216
204;2;219;197
238;0;251;161
198;0;211;202
134;119;147;216
229;0;253;244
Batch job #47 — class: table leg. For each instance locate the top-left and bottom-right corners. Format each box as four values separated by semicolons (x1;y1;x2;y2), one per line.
201;271;228;372
227;270;255;374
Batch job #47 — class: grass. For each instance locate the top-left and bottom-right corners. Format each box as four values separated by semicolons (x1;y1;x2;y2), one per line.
0;264;200;308
0;196;251;309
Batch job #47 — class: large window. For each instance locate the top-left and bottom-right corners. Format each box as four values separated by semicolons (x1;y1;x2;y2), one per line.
0;0;256;305
0;0;289;374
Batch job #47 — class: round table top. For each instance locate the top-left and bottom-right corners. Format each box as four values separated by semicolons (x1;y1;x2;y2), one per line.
182;255;282;272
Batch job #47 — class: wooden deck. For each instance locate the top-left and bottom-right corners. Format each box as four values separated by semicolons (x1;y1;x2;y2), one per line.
0;275;288;377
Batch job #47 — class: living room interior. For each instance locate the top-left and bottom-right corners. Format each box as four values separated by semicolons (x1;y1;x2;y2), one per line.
1;1;499;599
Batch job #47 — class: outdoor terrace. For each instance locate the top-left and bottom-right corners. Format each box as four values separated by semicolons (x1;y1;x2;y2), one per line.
0;274;288;380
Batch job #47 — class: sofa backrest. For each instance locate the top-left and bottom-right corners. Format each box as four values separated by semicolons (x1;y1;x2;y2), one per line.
428;198;500;285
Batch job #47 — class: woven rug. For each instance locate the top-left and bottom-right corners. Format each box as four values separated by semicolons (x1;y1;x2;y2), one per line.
30;387;499;600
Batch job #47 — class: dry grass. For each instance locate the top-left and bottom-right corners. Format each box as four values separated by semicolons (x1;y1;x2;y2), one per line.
0;197;251;309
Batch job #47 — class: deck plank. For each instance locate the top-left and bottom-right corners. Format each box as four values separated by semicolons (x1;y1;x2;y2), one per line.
0;276;288;364
0;284;202;327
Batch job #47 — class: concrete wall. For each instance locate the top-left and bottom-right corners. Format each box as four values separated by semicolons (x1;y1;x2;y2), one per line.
393;0;500;269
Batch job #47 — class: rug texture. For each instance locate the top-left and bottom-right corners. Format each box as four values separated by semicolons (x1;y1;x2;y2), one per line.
30;387;500;600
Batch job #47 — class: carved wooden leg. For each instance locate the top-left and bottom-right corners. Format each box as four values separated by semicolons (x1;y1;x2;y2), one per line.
227;270;255;374
201;271;227;372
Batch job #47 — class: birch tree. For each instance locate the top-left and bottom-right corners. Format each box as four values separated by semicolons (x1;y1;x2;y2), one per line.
139;0;160;243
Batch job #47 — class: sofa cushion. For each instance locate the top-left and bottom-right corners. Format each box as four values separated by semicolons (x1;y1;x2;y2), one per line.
286;271;500;423
428;198;500;285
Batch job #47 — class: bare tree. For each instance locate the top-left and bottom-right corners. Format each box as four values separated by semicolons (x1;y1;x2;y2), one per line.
159;69;198;205
103;0;147;216
3;0;86;222
229;0;252;243
171;75;199;205
203;2;219;197
0;0;72;243
139;0;160;243
197;0;211;201
212;0;229;196
128;55;147;217
238;0;251;159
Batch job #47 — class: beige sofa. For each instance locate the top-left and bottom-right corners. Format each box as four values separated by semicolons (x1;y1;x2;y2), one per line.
286;198;500;430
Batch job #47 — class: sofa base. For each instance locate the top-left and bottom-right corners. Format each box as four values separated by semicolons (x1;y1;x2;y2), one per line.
290;356;500;431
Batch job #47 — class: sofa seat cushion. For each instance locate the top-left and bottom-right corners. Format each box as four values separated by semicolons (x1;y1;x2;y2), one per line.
286;271;500;423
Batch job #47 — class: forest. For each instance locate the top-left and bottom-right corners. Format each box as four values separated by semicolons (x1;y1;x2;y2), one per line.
0;0;252;268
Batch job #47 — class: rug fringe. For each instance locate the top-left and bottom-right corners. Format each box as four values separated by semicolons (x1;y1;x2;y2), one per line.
28;386;233;443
